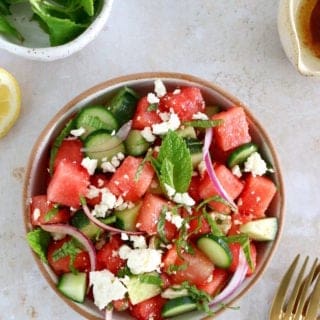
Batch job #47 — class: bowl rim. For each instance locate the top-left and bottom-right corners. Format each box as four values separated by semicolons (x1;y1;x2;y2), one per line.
23;71;285;320
0;0;114;61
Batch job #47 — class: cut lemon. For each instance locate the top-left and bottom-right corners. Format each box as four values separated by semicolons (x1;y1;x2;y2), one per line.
0;68;21;138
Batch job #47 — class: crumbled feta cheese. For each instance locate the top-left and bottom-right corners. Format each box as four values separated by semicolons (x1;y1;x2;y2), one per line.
97;178;105;188
210;212;232;234
147;92;160;104
111;156;121;168
141;127;156;142
154;79;167;97
33;208;41;221
117;152;125;160
90;270;127;310
173;89;181;95
173;192;195;206
111;130;116;136
159;112;170;122
119;245;132;260
81;157;98;175
152;112;181;135
231;165;242;178
70;127;86;137
92;188;117;218
198;160;206;176
130;235;147;249
101;161;116;173
164;183;176;198
165;211;184;229
192;112;209;120
126;248;162;274
52;232;66;241
121;233;129;241
244;152;267;176
86;185;100;199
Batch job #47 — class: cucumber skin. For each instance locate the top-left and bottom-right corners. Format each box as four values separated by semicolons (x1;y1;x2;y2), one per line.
124;130;150;156
161;296;197;318
107;87;139;126
115;202;142;231
227;142;258;168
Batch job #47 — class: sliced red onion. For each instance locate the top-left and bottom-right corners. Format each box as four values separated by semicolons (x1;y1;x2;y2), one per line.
116;120;132;141
210;248;248;308
82;204;144;235
203;128;237;211
41;223;96;271
105;308;113;320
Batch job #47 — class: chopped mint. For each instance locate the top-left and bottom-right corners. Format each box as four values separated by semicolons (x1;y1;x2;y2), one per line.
26;228;51;264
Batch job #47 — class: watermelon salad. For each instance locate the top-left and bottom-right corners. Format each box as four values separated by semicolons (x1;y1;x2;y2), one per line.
26;79;278;320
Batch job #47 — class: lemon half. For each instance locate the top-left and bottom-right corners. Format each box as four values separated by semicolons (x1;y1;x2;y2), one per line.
0;68;21;138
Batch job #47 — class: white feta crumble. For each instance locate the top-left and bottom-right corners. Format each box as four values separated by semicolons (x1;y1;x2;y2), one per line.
141;127;156;142
147;92;160;104
92;188;117;218
244;152;268;176
126;248;162;275
164;183;176;198
159;112;170;122
173;192;195;206
231;165;242;178
165;211;184;229
154;79;167;98
111;156;121;168
198;160;206;176
90;270;127;310
121;233;129;241
173;89;181;95
130;235;147;249
192;112;209;120
86;185;100;199
152;112;181;135
119;245;132;260
70;127;86;137
81;157;98;175
52;232;66;241
33;208;41;221
101;161;116;173
117;152;125;160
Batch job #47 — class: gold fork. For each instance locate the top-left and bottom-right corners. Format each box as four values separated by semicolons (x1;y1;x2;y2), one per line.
269;254;320;320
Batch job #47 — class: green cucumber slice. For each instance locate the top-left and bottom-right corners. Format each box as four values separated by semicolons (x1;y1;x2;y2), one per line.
176;126;197;139
107;87;139;126
57;272;87;303
84;129;125;165
70;210;102;240
239;217;278;241
197;234;232;268
227;142;258;168
161;296;197;318
124;130;150;156
115;202;142;231
127;273;161;305
205;105;221;117
75;105;119;138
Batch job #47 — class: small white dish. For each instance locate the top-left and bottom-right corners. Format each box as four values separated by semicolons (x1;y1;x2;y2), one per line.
278;0;320;76
0;0;113;62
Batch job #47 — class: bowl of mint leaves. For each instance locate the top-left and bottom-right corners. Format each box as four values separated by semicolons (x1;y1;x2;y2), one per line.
0;0;113;61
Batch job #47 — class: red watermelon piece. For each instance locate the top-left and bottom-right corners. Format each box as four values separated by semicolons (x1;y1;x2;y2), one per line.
47;159;90;208
212;106;251;151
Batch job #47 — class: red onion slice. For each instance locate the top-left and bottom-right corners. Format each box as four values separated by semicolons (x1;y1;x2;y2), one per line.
41;223;96;271
210;248;248;308
82;203;144;235
203;128;237;211
116;120;132;141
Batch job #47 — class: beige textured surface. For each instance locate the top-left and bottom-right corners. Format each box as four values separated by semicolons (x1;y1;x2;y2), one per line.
0;1;319;319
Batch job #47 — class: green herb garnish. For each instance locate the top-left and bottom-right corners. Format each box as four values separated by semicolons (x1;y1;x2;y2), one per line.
147;103;158;111
44;205;59;222
26;228;51;263
183;119;223;128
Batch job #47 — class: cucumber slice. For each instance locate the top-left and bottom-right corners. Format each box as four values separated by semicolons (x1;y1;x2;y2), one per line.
227;142;258;168
161;296;197;318
57;272;87;303
176;126;197;139
115;202;142;231
84;129;125;165
127;273;161;305
70;210;102;240
75;105;119;138
99;215;117;225
205;105;221;117
124;130;150;156
197;234;232;268
107;87;139;126
239;217;278;241
184;138;203;167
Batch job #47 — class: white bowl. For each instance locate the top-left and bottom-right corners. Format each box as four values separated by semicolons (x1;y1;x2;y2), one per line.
0;0;113;61
278;0;320;76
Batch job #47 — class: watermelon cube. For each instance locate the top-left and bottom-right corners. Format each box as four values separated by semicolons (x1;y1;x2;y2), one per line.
237;174;277;218
212;106;251;151
199;163;244;213
47;159;90;208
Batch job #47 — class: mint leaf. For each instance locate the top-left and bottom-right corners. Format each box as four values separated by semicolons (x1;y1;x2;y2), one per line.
26;228;51;263
44;206;59;222
157;130;192;193
147;103;158;112
80;0;95;16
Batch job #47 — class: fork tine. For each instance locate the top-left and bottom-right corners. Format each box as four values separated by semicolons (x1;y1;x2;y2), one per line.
283;256;309;320
305;262;320;320
269;254;300;320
